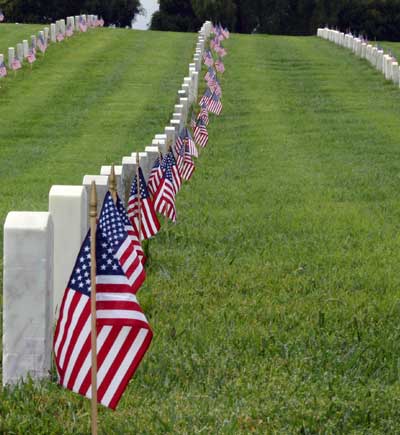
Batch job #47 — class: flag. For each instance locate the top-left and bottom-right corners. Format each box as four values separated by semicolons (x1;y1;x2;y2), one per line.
197;103;209;126
115;197;146;266
165;151;182;194
11;57;21;71
27;49;36;64
193;117;208;148
200;89;222;115
176;128;198;158
153;154;177;222
79;16;87;32
127;167;160;240
148;155;163;197
190;112;196;129
0;60;7;77
56;32;64;42
181;147;195;181
0;11;4;22
66;24;74;37
215;58;225;74
53;192;151;410
37;34;47;53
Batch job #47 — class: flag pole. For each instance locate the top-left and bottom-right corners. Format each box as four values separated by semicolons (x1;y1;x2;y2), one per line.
89;181;98;435
109;164;117;203
136;152;142;239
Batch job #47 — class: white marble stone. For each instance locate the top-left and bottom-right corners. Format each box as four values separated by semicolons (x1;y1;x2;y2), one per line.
179;97;189;122
16;43;23;62
7;47;14;69
170;119;181;135
3;212;53;386
31;35;36;49
100;165;123;200
164;127;176;150
75;16;80;31
376;50;384;71
361;43;366;59
182;84;190;98
44;27;49;42
22;40;29;58
50;23;56;43
49;186;87;317
82;175;109;218
0;54;3;65
121;158;138;205
60;19;66;35
130;152;151;180
152;139;167;154
392;62;399;84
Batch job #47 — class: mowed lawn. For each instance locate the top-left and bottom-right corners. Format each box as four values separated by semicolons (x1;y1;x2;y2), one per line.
3;30;400;433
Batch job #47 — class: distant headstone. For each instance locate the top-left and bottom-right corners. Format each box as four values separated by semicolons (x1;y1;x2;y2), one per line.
50;23;56;43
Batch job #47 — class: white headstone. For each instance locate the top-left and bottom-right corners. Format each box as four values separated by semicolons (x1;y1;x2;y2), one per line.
49;186;88;316
3;212;53;386
22;40;29;58
100;165;123;200
164;127;176;149
50;23;56;43
130;152;151;180
16;43;23;62
75;16;80;31
121;157;138;205
31;35;37;49
82;175;109;220
44;27;49;42
7;47;14;68
392;62;399;84
144;146;161;179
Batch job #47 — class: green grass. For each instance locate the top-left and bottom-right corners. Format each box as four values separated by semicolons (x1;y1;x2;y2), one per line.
0;23;45;55
3;29;400;433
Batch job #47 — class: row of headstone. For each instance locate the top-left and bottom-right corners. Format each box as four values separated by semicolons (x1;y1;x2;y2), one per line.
317;27;400;86
2;20;213;387
1;14;101;72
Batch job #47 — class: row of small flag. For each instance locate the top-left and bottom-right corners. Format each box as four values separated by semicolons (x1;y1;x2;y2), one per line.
53;23;230;411
0;15;104;76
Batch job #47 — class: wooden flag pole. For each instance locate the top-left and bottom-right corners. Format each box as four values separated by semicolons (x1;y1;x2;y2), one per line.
89;181;98;435
136;152;142;239
109;164;117;203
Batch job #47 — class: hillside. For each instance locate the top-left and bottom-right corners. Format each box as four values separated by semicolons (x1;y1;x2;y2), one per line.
3;29;400;433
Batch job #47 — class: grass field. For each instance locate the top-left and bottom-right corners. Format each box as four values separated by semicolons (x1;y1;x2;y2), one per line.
3;27;400;433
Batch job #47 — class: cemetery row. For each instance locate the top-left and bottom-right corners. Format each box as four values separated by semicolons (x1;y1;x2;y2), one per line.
2;20;229;410
0;14;104;75
317;27;400;85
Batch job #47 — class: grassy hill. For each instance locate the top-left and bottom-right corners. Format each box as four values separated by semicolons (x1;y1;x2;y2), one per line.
3;27;400;433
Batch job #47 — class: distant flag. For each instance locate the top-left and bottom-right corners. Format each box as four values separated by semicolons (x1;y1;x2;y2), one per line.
56;31;64;42
0;60;7;77
99;18;105;27
164;150;182;194
200;88;222;115
27;48;36;64
116;197;146;266
190;112;196;129
53;192;151;410
193;116;208;148
175;139;185;173
203;50;214;67
127;167;160;240
180;143;195;181
0;10;4;22
37;33;47;53
79;16;87;32
11;57;22;71
205;66;216;83
215;58;225;74
66;23;74;37
148;155;163;197
176;128;198;158
198;103;209;126
153;153;177;222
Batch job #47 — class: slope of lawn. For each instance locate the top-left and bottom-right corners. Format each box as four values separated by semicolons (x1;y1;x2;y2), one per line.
0;23;44;55
3;30;400;433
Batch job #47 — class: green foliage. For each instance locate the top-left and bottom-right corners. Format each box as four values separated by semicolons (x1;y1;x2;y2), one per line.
0;0;141;27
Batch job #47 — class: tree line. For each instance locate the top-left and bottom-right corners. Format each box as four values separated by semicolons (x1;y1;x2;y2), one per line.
151;0;400;41
0;0;141;27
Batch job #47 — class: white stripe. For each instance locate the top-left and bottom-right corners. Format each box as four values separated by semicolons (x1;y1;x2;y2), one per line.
96;326;131;392
115;237;131;260
59;297;88;368
62;317;91;387
126;263;143;287
75;326;112;395
54;289;74;355
97;275;130;285
101;328;149;407
97;310;147;323
96;292;138;303
143;201;157;235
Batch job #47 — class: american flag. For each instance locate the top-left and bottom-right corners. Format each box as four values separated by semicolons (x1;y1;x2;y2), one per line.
200;88;222;116
198;103;209;126
66;23;74;37
0;10;4;22
205;66;216;83
53;192;151;410
79;16;87;32
193;116;208;148
180;146;195;181
11;57;21;71
148;155;163;197
37;34;47;53
190;112;196;129
116;197;146;266
56;31;64;42
153;153;177;222
0;60;7;77
127;167;160;240
215;58;225;74
27;48;36;64
162;151;181;195
204;50;214;67
176;128;198;158
98;18;105;27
